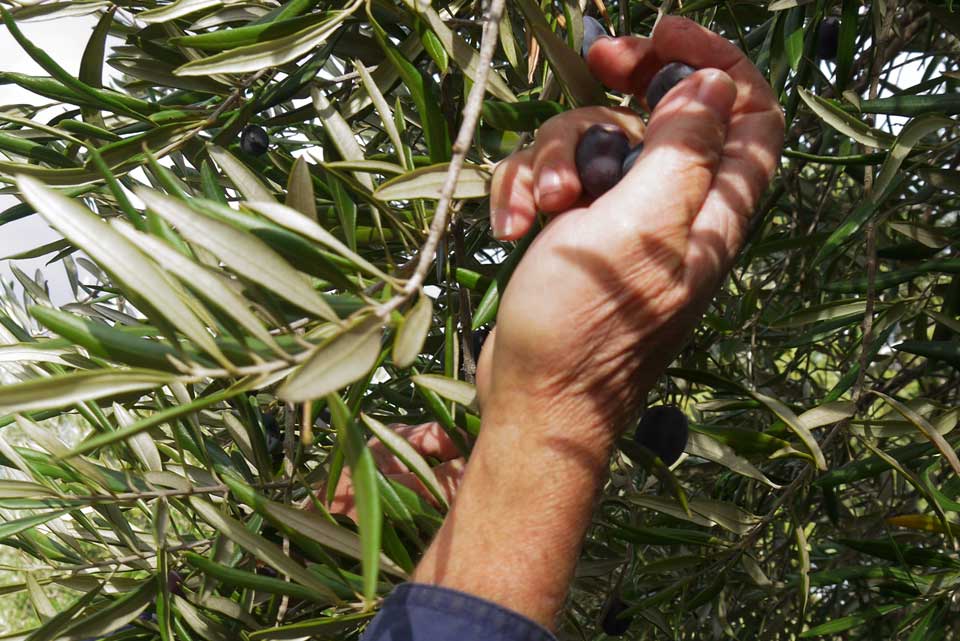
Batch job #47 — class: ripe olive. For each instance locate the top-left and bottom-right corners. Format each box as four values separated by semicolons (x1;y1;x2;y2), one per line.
634;405;689;466
817;17;840;60
166;570;184;596
240;125;269;156
575;124;630;198
581;16;608;58
645;62;697;112
600;595;632;636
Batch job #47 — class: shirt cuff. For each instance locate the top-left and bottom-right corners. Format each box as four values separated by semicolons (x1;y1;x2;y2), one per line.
361;583;557;641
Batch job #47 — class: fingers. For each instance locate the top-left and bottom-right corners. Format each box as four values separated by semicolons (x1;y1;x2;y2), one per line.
490;147;536;241
586;16;776;115
490;108;644;241
386;458;466;508
325;458;467;519
595;69;737;259
367;421;463;475
586;35;659;97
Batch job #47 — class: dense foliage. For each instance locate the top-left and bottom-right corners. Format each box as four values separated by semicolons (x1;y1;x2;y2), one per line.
0;0;959;638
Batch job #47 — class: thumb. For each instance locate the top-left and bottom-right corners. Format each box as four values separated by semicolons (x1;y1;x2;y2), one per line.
593;68;736;258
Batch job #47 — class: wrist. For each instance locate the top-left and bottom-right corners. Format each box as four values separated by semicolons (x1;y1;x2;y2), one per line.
413;399;617;629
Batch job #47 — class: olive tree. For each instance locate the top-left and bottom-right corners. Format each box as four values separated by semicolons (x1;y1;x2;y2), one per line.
0;0;958;639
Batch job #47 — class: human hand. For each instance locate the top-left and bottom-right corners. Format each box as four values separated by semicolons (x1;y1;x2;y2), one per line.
313;422;465;521
477;16;784;449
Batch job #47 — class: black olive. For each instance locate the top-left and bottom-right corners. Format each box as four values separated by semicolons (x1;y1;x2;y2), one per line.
634;405;689;466
817;18;840;61
575;124;630;198
581;16;608;58
601;595;632;636
240;125;269;156
645;62;697;112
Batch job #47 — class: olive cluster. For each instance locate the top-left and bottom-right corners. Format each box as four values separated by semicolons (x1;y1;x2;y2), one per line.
576;17;695;198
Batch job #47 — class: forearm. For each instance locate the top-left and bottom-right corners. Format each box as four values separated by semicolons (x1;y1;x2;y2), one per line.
412;395;617;629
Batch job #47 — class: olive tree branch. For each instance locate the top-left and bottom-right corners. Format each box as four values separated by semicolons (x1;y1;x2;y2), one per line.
376;0;506;320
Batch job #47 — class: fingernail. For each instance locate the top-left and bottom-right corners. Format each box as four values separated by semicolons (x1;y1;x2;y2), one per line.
491;208;513;239
696;69;736;120
535;165;564;203
581;16;611;58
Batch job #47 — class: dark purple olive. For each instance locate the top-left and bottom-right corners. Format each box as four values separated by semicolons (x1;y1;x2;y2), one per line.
817;17;840;60
575;124;630;198
581;16;608;58
240;125;269;156
634;405;688;466
166;570;184;596
621;142;644;176
645;62;697;112
600;596;632;636
318;406;332;425
263;411;283;459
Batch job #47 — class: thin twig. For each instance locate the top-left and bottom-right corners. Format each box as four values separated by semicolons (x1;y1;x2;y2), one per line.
375;0;506;320
854;1;897;402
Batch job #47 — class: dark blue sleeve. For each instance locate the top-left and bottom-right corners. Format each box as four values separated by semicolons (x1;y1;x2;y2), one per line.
361;583;557;641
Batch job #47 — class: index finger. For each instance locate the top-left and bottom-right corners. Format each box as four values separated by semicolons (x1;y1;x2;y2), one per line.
587;16;777;115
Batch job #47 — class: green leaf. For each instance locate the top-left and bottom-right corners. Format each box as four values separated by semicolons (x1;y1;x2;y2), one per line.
393;295;433;368
401;0;516;102
24;584;102;641
223;475;406;577
872;115;955;199
327;394;380;604
284;155;317;221
369;8;449;162
279;317;382;402
138;0;221;24
0;369;172;414
685;431;781;489
800;604;904;637
0;508;72;540
30;306;183;372
513;0;605;107
188;497;341;603
412;374;478;412
109;220;288;358
353;60;406;168
872;392;960;478
60;580;157;641
482;100;565;131
242;200;392;281
207;144;274;201
136;188;338;323
798;88;895;148
374;162;491;201
749;391;827;471
175;4;360;75
247;612;376;641
16;175;231;367
311;87;374;192
361;413;448;508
